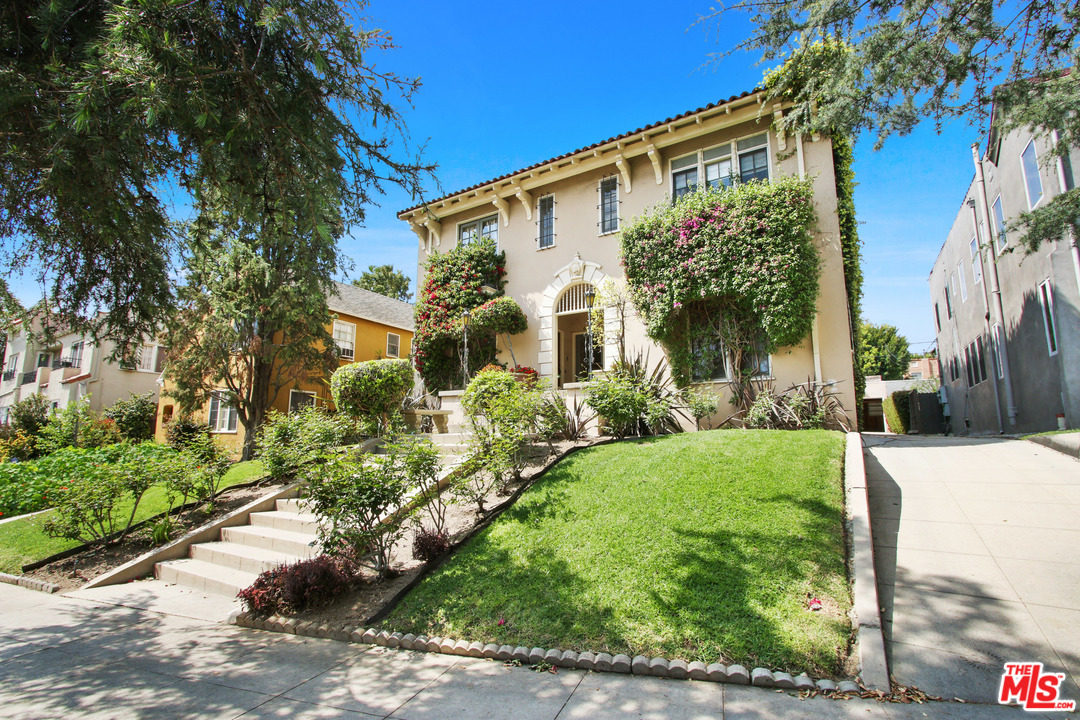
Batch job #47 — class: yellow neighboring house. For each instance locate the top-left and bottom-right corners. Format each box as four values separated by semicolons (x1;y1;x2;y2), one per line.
153;282;414;453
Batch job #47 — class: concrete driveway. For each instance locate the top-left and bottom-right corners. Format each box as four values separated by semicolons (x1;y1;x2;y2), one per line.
864;435;1080;706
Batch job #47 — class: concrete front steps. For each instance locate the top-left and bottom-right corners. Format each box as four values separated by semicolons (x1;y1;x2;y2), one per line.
155;497;319;598
421;432;469;468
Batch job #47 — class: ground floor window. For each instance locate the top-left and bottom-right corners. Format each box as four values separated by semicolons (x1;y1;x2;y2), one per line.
208;391;238;433
289;390;316;414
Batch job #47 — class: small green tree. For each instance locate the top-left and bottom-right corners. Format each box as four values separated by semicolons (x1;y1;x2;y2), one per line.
256;407;351;479
457;369;544;512
859;320;911;380
304;442;424;578
10;393;50;439
352;265;413;302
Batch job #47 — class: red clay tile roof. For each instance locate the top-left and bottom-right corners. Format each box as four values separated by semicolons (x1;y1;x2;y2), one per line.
398;89;761;217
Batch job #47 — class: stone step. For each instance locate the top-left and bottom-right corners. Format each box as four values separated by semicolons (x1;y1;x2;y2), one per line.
221;524;320;558
190;541;301;575
275;497;313;513
249;509;319;534
156;558;259;598
421;432;469;445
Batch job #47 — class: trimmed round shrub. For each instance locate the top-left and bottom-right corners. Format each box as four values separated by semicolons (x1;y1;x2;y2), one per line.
468;296;528;336
331;359;413;420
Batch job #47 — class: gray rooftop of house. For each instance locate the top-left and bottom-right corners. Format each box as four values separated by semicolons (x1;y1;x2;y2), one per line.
328;281;415;332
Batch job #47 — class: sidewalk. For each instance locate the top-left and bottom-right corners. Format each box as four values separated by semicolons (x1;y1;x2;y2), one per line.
0;582;1055;718
864;435;1080;709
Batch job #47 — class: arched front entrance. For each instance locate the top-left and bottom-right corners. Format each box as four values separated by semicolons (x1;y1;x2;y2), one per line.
537;255;614;387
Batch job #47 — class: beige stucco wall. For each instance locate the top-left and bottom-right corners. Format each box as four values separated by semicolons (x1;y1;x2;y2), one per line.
409;102;857;426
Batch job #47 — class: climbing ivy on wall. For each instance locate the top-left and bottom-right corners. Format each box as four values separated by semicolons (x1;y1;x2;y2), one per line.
832;136;866;422
620;177;820;387
413;238;508;392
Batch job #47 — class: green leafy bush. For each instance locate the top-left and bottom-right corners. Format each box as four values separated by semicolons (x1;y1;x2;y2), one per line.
41;443;183;544
103;392;158;442
330;358;413;435
585;376;648;439
883;391;910;435
256;406;350;479
37;397;122;454
163;412;209;451
182;433;231;503
684;389;721;430
10;393;50;440
304;441;425;578
457;368;544;511
0;427;36;463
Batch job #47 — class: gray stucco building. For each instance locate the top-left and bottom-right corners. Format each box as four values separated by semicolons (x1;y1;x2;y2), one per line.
929;122;1080;435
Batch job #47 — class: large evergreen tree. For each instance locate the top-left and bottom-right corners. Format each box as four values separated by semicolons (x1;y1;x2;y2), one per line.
705;1;1079;252
1;0;431;344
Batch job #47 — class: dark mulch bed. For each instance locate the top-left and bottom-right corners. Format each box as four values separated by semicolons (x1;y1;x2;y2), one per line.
24;481;287;592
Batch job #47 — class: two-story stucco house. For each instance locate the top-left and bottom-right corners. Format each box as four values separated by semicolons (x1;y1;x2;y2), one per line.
399;90;859;425
153;282;414;453
930;119;1080;435
0;313;161;422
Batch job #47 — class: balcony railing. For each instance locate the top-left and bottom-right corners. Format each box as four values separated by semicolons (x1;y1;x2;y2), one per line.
20;371;36;385
51;358;74;370
2;370;14;382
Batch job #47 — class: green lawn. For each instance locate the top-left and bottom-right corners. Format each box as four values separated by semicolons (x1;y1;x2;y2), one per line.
382;430;851;676
0;459;266;575
1023;428;1080;438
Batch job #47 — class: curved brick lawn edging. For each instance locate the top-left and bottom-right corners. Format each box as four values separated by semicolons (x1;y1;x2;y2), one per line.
231;611;861;694
0;571;59;594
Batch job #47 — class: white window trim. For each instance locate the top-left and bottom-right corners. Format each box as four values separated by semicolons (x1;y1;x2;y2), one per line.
956;262;967;302
289;389;317;414
457;213;500;250
208;391;238;434
1038;279;1058;356
1021;139;1044;210
992;195;1008;251
536;194;556;250
333;320;356;360
969;237;982;285
135;342;165;373
669;132;772;199
386;332;401;358
598;176;619;236
991;323;1005;380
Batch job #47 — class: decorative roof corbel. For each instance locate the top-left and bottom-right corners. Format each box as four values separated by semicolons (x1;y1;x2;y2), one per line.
512;185;533;221
645;143;663;185
615;154;632;194
409;220;428;250
492;195;510;227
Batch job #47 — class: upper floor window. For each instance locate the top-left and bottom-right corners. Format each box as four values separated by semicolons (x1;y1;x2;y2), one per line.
538;195;555;249
736;134;770;183
69;341;84;369
459;214;498;246
333;320;356;359
956;262;967;302
1038;279;1058;356
1021;140;1043;209
670;132;770;200
599;177;619;234
136;342;166;373
969;237;982;285
934;303;941;332
386;332;401;358
208;391;238;433
944;284;953;318
991;196;1007;251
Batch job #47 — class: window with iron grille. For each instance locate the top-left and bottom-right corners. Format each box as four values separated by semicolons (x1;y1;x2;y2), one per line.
600;177;618;234
538;195;555;249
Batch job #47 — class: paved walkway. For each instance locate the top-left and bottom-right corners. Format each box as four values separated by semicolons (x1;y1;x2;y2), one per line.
0;582;1056;719
864;435;1080;707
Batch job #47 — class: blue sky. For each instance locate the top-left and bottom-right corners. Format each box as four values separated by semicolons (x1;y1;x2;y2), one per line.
9;1;987;353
